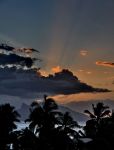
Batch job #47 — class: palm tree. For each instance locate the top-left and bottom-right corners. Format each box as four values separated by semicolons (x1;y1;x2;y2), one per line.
84;102;110;138
0;103;20;149
58;112;80;135
84;102;110;122
54;112;80;150
18;128;39;150
26;95;61;135
26;95;64;150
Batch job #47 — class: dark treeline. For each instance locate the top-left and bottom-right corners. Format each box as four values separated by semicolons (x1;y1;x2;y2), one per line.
0;95;114;150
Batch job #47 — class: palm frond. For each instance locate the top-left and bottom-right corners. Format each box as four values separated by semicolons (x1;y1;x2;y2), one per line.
84;110;96;119
100;110;111;117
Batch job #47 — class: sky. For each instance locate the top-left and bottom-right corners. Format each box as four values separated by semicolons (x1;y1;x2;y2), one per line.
0;0;114;106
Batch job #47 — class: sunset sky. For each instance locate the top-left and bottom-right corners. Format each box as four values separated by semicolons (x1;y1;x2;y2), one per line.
0;0;114;105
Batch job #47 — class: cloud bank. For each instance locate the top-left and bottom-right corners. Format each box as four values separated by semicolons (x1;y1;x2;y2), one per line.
0;43;111;99
0;67;110;99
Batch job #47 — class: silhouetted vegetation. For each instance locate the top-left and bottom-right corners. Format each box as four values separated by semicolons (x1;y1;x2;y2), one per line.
0;104;20;149
1;97;114;150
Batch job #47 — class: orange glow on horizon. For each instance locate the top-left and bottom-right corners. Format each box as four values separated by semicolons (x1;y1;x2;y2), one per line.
52;66;62;73
51;92;114;104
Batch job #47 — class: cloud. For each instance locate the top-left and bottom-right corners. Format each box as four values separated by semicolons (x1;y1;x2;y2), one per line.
0;53;36;68
52;66;62;73
78;69;84;72
86;71;92;74
0;68;110;99
96;61;114;68
0;43;39;54
15;48;39;53
0;43;40;69
38;70;48;77
80;50;88;56
77;70;92;75
0;43;14;51
0;43;111;99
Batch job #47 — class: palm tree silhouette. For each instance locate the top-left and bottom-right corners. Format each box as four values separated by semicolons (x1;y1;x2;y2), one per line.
0;103;20;149
26;95;61;135
58;112;80;135
84;102;110;138
84;102;110;122
56;112;80;150
26;95;64;150
18;128;39;150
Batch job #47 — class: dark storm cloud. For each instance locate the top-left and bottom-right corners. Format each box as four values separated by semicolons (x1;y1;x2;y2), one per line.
0;68;110;99
0;53;36;68
0;43;15;51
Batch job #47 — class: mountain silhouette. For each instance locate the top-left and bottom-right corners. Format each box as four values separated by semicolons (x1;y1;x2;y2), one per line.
18;103;88;122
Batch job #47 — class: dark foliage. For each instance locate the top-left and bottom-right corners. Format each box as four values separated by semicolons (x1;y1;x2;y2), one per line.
0;103;20;149
1;98;114;150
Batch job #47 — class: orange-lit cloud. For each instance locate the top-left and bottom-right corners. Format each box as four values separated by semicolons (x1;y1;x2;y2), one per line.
52;92;114;104
78;69;92;74
80;50;88;56
86;71;92;74
96;61;114;68
52;66;62;73
78;69;84;72
37;70;48;77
